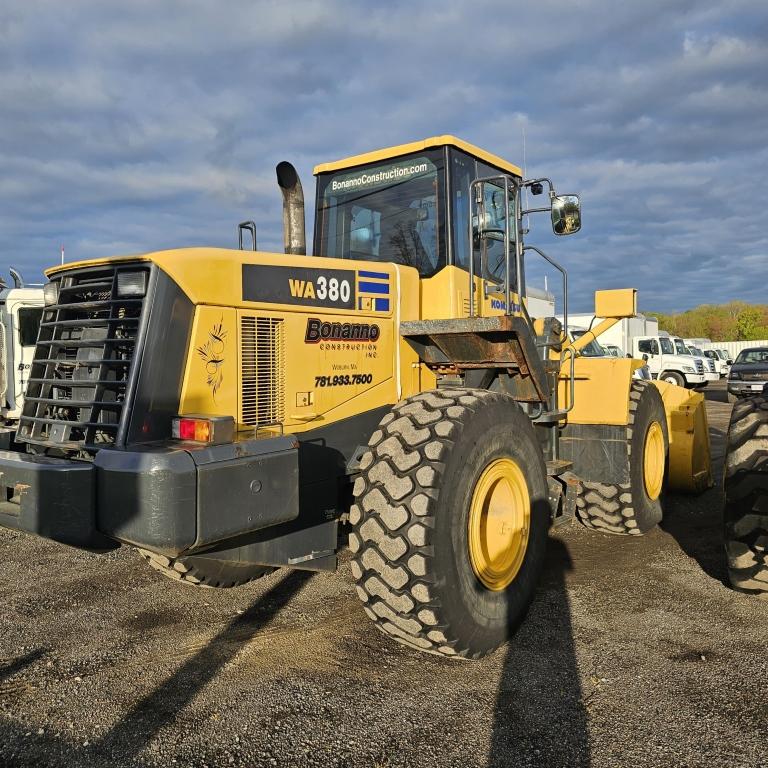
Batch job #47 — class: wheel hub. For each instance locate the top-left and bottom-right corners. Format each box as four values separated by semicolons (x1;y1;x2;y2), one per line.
468;458;530;591
643;420;665;501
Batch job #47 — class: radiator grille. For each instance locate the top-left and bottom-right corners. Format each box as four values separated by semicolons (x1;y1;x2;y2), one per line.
240;316;285;427
18;264;147;454
694;358;704;374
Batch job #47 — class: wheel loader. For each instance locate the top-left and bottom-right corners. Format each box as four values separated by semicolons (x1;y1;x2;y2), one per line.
0;136;712;657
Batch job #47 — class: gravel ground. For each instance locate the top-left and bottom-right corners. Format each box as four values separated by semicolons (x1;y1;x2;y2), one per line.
1;381;766;768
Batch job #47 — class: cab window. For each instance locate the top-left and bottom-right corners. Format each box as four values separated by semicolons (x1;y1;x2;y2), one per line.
449;148;517;286
315;149;447;277
19;307;43;347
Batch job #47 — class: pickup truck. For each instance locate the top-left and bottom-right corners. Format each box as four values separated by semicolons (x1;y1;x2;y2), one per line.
727;346;768;403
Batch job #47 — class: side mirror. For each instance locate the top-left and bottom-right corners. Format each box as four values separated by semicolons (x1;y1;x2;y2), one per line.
551;194;581;235
642;353;649;362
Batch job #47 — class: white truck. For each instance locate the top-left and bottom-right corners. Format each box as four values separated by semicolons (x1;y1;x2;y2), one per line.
683;341;719;382
631;334;707;388
684;338;730;377
705;348;732;376
0;270;44;447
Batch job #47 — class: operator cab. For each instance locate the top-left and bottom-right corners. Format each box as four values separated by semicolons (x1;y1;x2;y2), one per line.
313;136;581;299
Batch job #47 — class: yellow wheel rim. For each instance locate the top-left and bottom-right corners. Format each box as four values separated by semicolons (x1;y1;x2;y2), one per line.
643;421;665;501
468;458;531;591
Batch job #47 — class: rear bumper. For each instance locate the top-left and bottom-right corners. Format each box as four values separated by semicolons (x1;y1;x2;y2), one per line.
0;434;299;556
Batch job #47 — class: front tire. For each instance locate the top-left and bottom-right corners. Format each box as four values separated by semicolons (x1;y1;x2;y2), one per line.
723;396;768;596
576;380;668;535
660;371;684;387
350;389;550;658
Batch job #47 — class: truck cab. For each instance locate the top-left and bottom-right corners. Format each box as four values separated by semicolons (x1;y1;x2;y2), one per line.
678;339;717;383
0;279;44;446
632;335;706;388
703;349;729;378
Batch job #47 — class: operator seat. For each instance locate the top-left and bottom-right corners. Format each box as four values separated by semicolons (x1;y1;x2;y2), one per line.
379;208;431;272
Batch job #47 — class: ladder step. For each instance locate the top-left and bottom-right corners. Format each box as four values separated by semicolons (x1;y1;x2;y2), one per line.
546;459;574;476
534;409;569;424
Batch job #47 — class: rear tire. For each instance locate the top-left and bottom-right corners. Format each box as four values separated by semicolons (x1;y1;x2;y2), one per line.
350;388;550;658
723;396;768;596
576;380;668;535
138;549;276;588
660;371;684;387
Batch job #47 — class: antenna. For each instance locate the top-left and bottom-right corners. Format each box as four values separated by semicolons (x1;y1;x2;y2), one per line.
61;244;65;265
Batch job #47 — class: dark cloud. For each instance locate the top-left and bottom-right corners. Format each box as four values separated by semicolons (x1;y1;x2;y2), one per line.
0;0;765;312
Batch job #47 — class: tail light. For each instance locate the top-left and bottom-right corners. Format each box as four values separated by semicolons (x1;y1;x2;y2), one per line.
172;415;235;445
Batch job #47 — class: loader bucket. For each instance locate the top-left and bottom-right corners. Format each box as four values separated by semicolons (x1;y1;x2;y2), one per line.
652;381;713;493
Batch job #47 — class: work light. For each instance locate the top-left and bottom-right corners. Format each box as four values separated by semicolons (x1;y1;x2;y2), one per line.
43;281;59;306
116;270;148;298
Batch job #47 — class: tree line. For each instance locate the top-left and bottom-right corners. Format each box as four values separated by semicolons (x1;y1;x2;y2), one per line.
646;302;768;341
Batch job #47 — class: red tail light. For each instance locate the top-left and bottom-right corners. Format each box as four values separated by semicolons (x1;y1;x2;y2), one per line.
171;415;234;445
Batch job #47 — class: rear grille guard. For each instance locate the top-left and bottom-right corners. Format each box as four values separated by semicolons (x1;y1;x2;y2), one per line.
18;264;150;454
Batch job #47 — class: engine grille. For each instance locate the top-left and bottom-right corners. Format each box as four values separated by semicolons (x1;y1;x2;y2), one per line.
694;358;704;374
240;316;285;427
18;264;148;454
707;359;716;373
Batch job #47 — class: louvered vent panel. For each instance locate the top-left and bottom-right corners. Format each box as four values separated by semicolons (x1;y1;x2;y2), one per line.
241;316;285;427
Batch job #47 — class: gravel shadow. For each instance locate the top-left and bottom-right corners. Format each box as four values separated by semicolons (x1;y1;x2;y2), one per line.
1;569;313;767
489;536;590;767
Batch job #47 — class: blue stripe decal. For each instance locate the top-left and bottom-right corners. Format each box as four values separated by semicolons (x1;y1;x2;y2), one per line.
358;281;389;294
375;297;390;312
358;270;389;279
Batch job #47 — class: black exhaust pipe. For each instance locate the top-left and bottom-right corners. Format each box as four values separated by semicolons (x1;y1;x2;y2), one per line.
276;161;306;255
9;268;23;288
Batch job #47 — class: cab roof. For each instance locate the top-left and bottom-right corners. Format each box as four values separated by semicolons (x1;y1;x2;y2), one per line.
313;135;523;178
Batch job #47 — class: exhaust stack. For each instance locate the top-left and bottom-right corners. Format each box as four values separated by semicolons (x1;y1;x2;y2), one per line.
276;161;306;255
9;268;24;288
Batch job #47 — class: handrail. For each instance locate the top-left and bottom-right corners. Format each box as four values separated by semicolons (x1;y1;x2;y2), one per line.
560;346;576;414
523;244;568;347
468;175;519;318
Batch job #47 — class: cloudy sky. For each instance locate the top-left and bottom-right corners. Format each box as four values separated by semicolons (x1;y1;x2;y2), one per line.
1;0;766;313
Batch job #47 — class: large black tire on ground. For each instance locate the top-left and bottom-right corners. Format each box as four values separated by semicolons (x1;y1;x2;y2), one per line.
349;388;550;659
138;549;275;588
723;396;768;596
576;379;668;536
